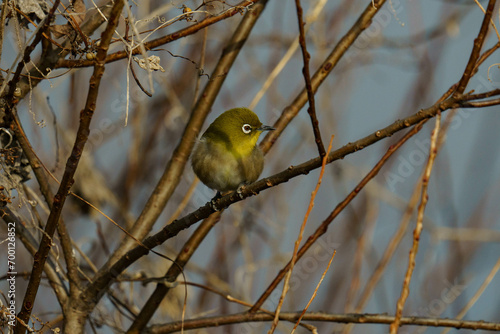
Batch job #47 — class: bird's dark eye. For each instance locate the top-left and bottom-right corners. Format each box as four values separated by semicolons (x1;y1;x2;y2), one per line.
242;124;252;134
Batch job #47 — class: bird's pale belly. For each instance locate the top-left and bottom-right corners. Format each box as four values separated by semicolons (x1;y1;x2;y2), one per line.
192;140;264;193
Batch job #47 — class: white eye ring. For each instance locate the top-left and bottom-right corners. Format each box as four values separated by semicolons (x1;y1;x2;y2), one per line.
242;124;252;134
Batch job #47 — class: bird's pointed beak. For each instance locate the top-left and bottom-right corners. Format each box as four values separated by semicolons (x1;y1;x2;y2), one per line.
258;125;275;131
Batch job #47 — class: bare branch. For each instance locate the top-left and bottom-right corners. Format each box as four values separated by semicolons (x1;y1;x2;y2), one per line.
294;0;325;158
459;98;500;108
454;0;497;95
146;311;500;333
390;113;441;333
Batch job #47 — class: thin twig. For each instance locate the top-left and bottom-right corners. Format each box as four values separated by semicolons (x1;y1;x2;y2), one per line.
46;97;61;171
129;60;153;97
461;88;500;101
291;250;337;333
344;195;378;316
268;135;334;333
390;113;442;333
460;98;500;108
260;0;389;154
474;42;500;72
248;0;328;110
192;26;208;105
294;0;325;157
124;5;155;96
440;255;500;334
472;0;500;41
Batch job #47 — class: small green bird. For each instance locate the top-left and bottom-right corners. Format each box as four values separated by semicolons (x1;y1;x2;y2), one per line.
191;107;274;200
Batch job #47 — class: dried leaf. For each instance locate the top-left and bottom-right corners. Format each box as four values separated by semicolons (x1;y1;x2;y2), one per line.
71;0;86;26
133;56;166;72
15;0;49;26
49;0;87;40
50;24;73;39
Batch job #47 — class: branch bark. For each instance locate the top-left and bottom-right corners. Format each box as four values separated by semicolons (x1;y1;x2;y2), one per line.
294;0;325;157
454;0;497;96
146;311;500;333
